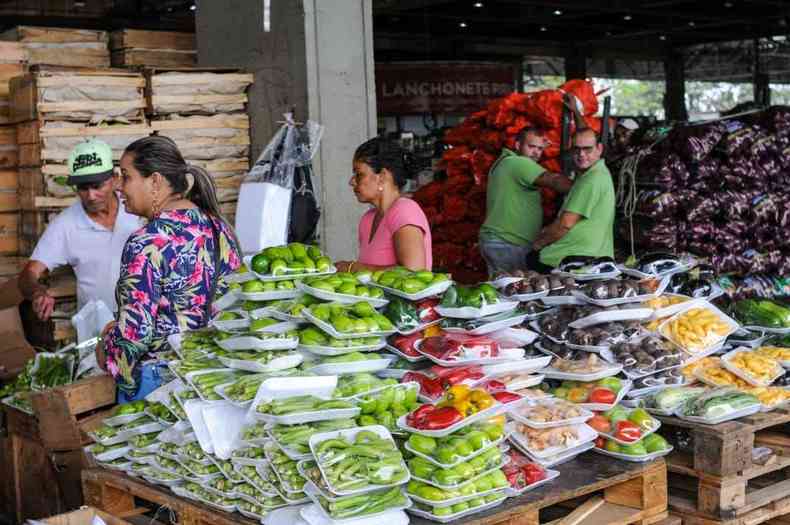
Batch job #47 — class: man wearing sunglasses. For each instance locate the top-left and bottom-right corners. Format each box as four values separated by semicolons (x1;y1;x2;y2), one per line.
479;127;572;276
18;140;142;321
532;128;615;268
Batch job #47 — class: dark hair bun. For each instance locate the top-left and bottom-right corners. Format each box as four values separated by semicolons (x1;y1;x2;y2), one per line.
353;136;416;189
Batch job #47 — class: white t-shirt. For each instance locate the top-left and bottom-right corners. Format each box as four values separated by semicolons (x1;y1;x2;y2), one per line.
31;197;143;312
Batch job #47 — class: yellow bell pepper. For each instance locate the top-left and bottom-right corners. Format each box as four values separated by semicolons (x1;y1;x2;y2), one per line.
423;325;443;337
469;389;495;411
445;384;471;404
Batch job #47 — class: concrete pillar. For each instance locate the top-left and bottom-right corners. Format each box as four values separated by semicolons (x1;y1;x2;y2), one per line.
664;51;688;121
564;45;587;81
195;0;376;260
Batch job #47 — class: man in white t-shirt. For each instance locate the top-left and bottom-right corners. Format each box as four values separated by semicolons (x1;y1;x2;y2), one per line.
18;139;142;320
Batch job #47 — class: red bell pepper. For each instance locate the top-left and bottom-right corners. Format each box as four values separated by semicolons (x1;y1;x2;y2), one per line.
402;372;444;400
406;404;435;428
415;298;440;322
392;333;422;357
492;391;522;404
421;406;463;430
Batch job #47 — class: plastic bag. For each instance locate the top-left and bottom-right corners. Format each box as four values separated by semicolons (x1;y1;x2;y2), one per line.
71;300;114;343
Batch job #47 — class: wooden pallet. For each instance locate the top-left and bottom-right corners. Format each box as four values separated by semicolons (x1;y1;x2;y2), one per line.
144;67;252;116
0;26;109;68
83;469;258;525
658;409;790;524
411;456;668;525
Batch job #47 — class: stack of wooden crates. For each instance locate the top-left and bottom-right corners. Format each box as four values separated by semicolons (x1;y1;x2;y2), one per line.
0;26;252;349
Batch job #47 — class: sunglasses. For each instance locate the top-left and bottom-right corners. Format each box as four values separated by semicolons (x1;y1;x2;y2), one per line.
572;145;598;155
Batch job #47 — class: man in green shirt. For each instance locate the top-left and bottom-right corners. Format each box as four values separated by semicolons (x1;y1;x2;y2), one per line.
534;128;615;268
479;128;571;276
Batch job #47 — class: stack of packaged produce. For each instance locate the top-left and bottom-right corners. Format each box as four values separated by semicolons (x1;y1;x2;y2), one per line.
617;106;790;295
414;79;602;282
84;245;790;523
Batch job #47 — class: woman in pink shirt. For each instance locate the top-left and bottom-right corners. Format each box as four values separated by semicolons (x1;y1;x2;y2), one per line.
336;137;433;272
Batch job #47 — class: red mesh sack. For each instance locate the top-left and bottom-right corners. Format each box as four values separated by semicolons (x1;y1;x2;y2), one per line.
522;89;564;129
479;129;504;153
413;181;443;207
560;79;599;116
442;194;467;222
541;157;561;174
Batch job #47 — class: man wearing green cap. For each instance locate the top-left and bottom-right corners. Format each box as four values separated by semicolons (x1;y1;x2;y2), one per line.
18;139;142;320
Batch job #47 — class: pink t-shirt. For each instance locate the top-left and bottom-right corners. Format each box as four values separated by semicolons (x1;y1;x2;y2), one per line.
358;197;433;269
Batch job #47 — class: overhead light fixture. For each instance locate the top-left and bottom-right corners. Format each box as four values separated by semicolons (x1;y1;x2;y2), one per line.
473;2;483;7
724;1;733;6
73;0;86;6
553;9;562;15
459;21;468;28
623;14;632;21
540;26;548;32
190;3;196;10
688;21;696;26
605;31;612;36
659;34;667;40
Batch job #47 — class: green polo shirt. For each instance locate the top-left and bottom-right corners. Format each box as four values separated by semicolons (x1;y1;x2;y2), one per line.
539;159;615;267
479;149;545;247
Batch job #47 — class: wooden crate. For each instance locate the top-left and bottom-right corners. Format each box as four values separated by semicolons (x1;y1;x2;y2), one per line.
30;374;117;451
0;125;17;168
83;468;258;525
0;26;109;68
659;409;790;524
43;506;134;525
9;67;145;124
0;63;28;125
110;30;195;51
0;169;19;211
111;49;197;68
1;403;98;524
145;68;253;116
0;210;19;254
0;42;29;63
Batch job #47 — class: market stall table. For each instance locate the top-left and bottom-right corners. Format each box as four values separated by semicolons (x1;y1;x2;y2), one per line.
82;455;667;525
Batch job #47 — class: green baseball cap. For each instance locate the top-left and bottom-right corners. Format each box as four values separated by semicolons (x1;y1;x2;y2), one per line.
67;139;114;185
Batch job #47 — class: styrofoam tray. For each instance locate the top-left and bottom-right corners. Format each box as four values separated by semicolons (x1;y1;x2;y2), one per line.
435;299;519;320
509;423;597;459
239;289;301;301
225;269;257;284
302;308;396;339
396;402;505;438
243;255;337;282
270;435;312;462
211;310;251;331
529;321;567;344
395;319;442;336
504;289;550;303
86;444;130;462
406;494;507;523
404;433;509;469
300;503;409;525
540;363;623;382
442;313;529;336
728;330;769;349
551;269;621;281
741;325;790;335
309;425;408;496
214;290;240;311
509;400;594;429
597;417;661;445
566;342;609;353
487;276;523;289
573;277;670;308
248;376;362;425
592;444;674;462
308;357;393;375
215;335;299;351
103;410;147;427
98;459;133;471
674;403;762;425
377;368;410;379
568;308;653;329
490;327;540;347
410;455;509;490
415;342;526;367
408;484;505;508
368;279;453;301
721;348;785;387
251;304;305;323
297;281;389;307
510;438;594;468
658;300;739;355
500;374;546;391
505;468;560;496
575;381;632;411
299;339;386;357
219;353;303;373
476;356;553;379
384;343;427;363
647;294;694;320
540;295;585;306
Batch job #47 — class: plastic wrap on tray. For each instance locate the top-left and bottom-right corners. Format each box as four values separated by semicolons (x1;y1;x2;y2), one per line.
607;337;684;377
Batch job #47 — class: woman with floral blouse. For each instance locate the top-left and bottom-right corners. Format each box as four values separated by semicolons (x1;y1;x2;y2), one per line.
96;136;241;400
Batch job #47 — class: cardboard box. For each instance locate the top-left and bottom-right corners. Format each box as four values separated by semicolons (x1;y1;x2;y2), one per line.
43;506;133;525
0;277;34;381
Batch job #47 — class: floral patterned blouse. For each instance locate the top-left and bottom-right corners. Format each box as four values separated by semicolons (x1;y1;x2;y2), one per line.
103;208;241;395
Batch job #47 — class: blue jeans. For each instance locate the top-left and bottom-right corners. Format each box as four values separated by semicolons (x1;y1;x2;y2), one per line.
117;362;168;403
479;237;532;277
